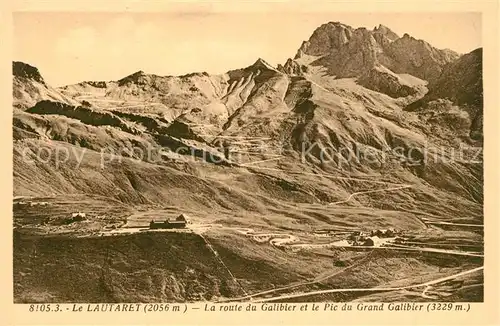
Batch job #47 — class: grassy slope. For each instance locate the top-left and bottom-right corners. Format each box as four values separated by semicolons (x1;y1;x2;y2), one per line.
15;229;482;303
14;231;239;303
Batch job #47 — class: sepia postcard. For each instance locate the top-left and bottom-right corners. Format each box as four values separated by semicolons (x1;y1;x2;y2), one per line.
2;0;499;325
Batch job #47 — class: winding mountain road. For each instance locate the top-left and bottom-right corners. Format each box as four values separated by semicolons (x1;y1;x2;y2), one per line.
217;250;375;303
328;185;413;205
251;266;484;303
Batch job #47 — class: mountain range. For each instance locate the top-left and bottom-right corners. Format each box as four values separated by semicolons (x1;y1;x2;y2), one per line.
13;21;483;303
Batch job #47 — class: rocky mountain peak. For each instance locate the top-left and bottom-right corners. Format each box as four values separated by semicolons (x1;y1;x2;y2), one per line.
117;70;149;86
295;22;354;57
250;58;278;72
227;57;280;83
127;70;146;79
295;22;401;59
289;21;460;83
13;61;46;85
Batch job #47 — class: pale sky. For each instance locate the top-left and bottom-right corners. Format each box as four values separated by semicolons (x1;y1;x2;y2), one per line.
13;12;481;87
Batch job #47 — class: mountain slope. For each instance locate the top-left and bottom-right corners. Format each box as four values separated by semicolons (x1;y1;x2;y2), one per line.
13;54;483;217
406;48;483;140
13;62;77;109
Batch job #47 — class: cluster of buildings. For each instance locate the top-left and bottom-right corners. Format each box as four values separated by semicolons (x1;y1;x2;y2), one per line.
149;214;188;229
347;228;398;247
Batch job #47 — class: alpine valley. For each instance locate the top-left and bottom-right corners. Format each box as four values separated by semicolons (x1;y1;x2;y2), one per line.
13;21;483;303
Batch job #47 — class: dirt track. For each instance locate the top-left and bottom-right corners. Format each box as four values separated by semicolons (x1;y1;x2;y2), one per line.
251;266;484;303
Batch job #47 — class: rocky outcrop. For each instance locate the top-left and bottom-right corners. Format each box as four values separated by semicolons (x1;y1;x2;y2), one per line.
110;110;170;134
277;58;308;75
13;61;46;85
357;65;421;98
408;48;483;140
117;70;149;86
373;24;399;41
27;100;138;135
13;61;77;109
380;33;460;83
164;120;207;142
86;81;108;88
426;48;482;107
